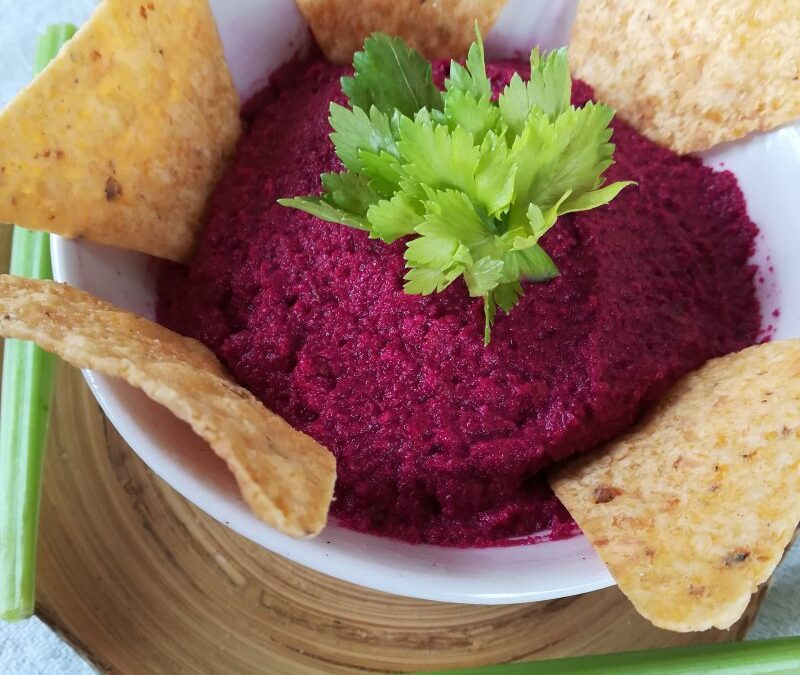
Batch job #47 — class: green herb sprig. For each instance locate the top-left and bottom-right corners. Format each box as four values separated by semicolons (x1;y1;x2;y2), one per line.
279;27;633;343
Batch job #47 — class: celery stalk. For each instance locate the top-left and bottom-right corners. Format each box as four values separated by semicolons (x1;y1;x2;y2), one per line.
0;23;77;622
427;637;800;674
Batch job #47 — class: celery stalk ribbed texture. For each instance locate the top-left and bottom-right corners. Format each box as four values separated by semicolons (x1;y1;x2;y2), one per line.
427;637;800;674
0;22;77;622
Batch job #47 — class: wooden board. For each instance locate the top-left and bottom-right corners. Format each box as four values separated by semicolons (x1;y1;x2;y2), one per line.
0;229;765;674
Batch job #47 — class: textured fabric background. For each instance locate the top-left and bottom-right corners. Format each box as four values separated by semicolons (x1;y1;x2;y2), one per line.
0;1;796;672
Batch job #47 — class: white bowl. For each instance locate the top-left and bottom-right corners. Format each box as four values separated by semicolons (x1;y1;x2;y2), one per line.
51;0;798;604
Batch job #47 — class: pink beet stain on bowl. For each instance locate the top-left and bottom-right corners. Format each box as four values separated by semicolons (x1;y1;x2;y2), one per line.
157;58;761;547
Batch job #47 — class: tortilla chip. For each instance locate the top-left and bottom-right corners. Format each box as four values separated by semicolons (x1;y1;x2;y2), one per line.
569;1;800;154
295;0;508;64
0;275;335;537
550;341;800;632
0;0;240;262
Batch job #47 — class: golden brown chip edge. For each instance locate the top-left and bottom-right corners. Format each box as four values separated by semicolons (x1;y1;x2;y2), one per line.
569;0;800;153
550;341;800;631
0;275;335;538
295;0;508;64
0;0;241;262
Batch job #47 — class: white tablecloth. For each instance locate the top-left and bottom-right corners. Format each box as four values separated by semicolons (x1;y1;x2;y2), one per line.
0;1;797;672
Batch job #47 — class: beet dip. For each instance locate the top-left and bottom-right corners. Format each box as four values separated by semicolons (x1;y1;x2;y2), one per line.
157;58;761;546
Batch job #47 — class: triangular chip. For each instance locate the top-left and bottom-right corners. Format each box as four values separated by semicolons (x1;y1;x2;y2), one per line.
569;0;800;153
0;0;240;262
550;341;800;632
295;0;508;64
0;275;335;537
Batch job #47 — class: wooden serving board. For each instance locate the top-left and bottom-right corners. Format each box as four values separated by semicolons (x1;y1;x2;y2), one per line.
0;230;765;674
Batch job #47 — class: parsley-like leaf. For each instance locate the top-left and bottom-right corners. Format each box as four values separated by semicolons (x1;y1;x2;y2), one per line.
329;103;399;173
464;256;504;296
445;24;491;100
528;47;571;119
321;172;380;215
281;27;634;344
367;193;423;243
493;281;524;314
438;25;499;146
397;117;481;198
416;189;492;251
404;265;462;295
499;47;571;137
561;180;636;215
438;89;501;144
277;196;371;231
276;172;378;231
507;103;620;230
475;131;516;217
498;73;533;137
504;245;559;282
341;33;443;117
539;102;617;205
359;150;404;196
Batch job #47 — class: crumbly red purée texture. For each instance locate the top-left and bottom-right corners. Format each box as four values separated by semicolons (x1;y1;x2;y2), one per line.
157;58;761;546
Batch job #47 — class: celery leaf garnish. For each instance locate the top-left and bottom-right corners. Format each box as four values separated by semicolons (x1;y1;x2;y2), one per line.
341;33;443;117
280;27;634;343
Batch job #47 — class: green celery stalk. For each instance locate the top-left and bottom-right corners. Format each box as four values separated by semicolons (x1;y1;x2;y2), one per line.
0;22;77;622
426;637;800;674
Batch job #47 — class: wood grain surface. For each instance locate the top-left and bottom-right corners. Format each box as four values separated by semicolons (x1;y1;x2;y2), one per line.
0;228;765;674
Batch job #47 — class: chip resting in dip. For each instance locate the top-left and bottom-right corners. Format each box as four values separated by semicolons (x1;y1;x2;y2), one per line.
157;30;762;546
